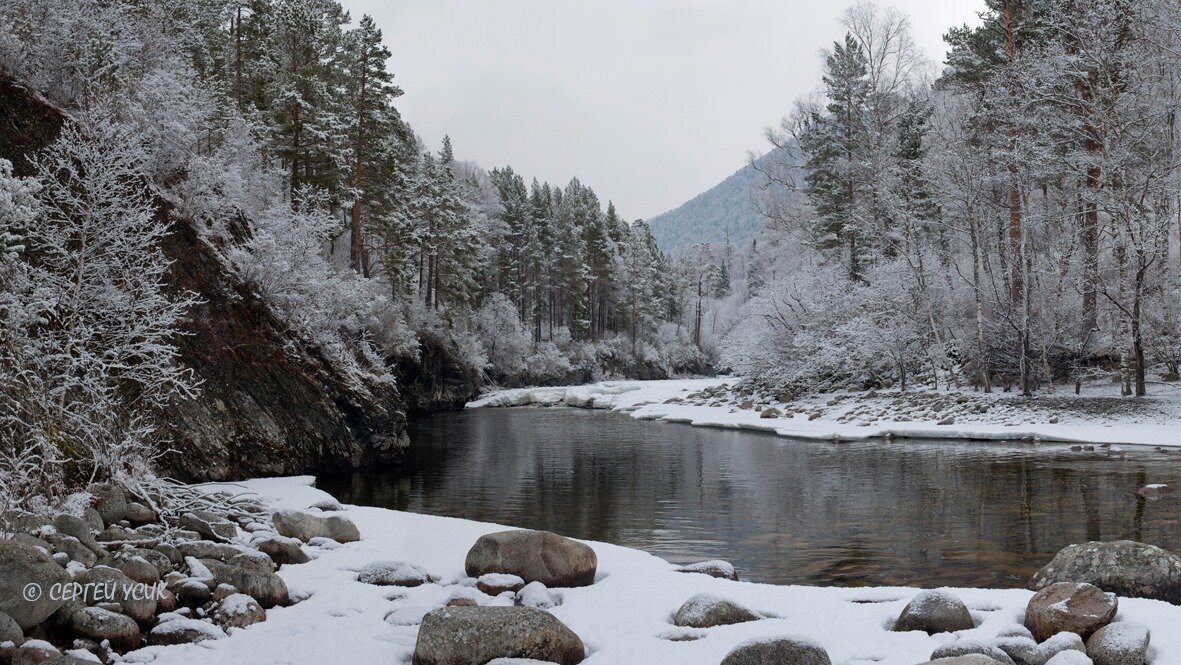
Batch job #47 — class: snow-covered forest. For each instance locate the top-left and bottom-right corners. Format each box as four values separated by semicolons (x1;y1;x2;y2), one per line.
694;0;1181;401
0;0;719;507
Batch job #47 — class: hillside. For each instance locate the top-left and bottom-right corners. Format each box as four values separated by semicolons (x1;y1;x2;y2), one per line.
646;148;798;252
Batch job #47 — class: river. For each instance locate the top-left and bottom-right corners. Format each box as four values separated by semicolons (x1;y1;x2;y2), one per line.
319;407;1181;588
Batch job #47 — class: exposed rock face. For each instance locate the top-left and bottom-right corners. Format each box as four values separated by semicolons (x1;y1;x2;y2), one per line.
894;590;975;634
0;540;72;630
0;77;413;481
1025;583;1117;642
412;606;584;665
1085;622;1150;665
721;636;832;665
1029;541;1181;604
272;510;360;543
465;530;597;588
672;594;760;628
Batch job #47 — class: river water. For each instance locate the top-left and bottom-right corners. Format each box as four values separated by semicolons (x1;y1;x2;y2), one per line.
319;407;1181;588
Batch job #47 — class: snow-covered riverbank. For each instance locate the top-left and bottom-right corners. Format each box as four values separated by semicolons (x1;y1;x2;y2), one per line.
468;378;1181;448
128;476;1180;665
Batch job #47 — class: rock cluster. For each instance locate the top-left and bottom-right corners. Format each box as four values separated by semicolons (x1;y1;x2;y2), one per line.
0;483;352;663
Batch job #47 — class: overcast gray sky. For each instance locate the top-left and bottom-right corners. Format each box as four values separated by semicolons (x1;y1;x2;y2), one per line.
341;1;984;220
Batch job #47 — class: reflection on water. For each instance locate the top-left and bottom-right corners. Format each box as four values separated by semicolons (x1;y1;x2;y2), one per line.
318;408;1181;587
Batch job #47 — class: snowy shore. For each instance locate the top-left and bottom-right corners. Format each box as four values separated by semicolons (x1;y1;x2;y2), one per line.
467;377;1181;448
130;476;1181;665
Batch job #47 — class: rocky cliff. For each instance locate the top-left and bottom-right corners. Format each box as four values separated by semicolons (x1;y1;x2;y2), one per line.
0;78;410;481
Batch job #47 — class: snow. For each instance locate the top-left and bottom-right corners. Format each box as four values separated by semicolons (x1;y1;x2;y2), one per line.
469;377;1181;448
132;475;1181;665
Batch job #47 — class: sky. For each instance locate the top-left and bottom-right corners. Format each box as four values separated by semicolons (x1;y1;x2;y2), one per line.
341;1;985;220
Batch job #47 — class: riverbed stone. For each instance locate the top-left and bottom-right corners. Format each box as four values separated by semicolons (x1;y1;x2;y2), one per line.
465;529;597;588
51;515;104;559
176;540;241;562
721;636;832;665
357;561;431;587
411;606;584;665
921;658;1009;665
87;484;127;526
272;510;360;543
0;610;22;643
123;503;155;527
1028;541;1181;604
146;618;227;646
178;511;237;543
65;606;140;652
204;560;289;608
1085;622;1150;665
677;560;738;581
1025;582;1117;642
1043;653;1092;665
43;534;96;568
995;632;1085;665
894;590;974;634
255;536;309;565
81;566;157;623
212;593;266;629
0;540;72;630
672;593;760;628
930;641;1017;665
475;573;524;595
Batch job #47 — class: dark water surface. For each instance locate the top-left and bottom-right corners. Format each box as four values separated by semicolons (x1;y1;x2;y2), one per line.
319;407;1181;588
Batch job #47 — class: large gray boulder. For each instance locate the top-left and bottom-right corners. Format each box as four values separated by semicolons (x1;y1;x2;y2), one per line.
1025;582;1117;642
357;560;431;587
1085;622;1150;665
65;606;140;652
87;483;127;526
0;540;72;630
465;530;596;588
721;636;832;665
894;590;974;634
51;515;104;558
672;593;760;628
81;566;157;624
212;593;266;629
272;510;360;543
1029;541;1181;604
204;560;289;608
412;606;584;665
255;536;309;565
146;618;227;646
178;511;238;543
0;610;22;643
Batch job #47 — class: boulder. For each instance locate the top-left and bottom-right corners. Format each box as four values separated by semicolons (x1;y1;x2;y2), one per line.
212;593;266;629
118;557;161;585
894;590;974;634
146;618;226;646
516;581;557;609
465;530;596;588
81;508;104;532
154;543;184;566
672;594;760;628
1085;622;1150;665
228;550;275;574
206;561;289;608
309;499;343;512
0;610;22;643
12;641;93;665
272;510;360;543
51;516;104;558
177;579;213;608
65;607;140;652
178;511;237;543
0;540;72;630
123;503;155;526
921;658;1010;665
412;606;584;665
1025;582;1117;642
42;534;96;568
357;561;431;587
476;573;525;595
254;536;309;565
176;540;241;561
1029;541;1181;604
721;636;832;665
213;583;238;601
676;560;738;581
105;548;171;580
930;641;1017;665
81;566;156;624
995;632;1084;665
87;484;127;526
760;407;782;419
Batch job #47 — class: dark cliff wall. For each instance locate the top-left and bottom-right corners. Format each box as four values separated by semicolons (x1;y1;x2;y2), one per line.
0;78;409;480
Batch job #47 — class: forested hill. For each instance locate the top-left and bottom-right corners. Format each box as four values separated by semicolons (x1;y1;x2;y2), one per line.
647;147;797;252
